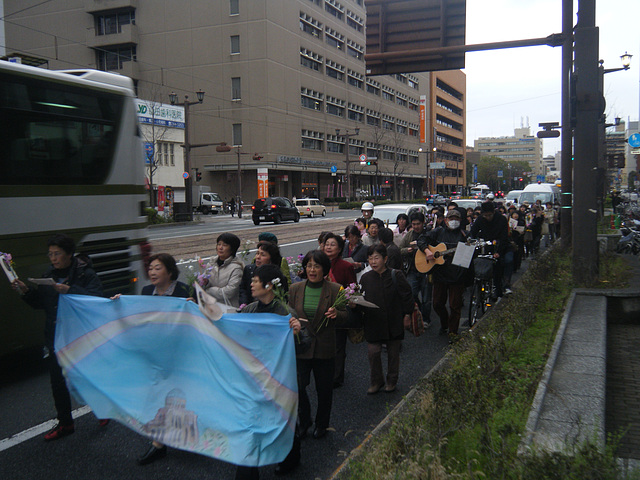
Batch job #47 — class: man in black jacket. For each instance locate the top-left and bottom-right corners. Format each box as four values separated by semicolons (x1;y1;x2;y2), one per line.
417;209;468;336
12;234;104;440
469;201;509;298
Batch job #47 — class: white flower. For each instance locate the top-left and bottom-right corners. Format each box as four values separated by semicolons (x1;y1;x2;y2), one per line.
271;278;281;287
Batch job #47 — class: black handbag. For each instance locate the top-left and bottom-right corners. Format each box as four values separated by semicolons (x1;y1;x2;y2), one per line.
294;325;313;355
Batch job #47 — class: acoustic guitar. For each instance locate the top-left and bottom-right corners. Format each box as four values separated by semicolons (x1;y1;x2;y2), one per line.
414;240;495;273
414;243;457;273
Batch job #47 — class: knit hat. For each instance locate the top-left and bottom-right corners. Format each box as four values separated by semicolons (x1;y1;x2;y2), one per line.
258;232;278;244
446;209;461;218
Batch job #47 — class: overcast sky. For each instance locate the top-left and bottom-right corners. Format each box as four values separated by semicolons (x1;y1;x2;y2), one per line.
465;0;640;156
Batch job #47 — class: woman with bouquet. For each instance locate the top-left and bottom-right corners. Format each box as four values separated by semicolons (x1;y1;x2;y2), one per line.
356;244;415;394
288;250;347;440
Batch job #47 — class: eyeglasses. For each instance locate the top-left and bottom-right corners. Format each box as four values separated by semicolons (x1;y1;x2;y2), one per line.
305;263;323;270
47;251;65;258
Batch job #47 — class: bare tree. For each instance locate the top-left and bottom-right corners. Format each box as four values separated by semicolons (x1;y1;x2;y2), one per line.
389;126;406;200
137;85;171;207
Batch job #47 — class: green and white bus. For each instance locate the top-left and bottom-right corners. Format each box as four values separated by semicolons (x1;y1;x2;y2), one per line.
0;61;149;357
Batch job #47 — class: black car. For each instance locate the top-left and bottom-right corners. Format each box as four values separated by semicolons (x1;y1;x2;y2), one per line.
252;197;300;225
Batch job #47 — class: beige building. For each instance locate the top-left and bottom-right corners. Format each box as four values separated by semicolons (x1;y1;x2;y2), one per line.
474;127;543;177
2;0;466;201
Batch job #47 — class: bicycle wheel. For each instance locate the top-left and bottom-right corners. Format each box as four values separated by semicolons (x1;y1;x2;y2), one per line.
468;282;484;328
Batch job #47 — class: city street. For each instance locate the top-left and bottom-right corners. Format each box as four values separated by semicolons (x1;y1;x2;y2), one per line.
0;213;534;480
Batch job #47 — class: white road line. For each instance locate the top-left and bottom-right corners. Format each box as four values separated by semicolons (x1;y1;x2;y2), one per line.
0;405;92;452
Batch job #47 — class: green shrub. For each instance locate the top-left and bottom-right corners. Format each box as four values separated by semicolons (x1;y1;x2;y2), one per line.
145;207;174;224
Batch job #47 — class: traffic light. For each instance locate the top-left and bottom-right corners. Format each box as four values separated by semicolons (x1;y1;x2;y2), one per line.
252;153;263;161
195;169;202;182
366;160;377;166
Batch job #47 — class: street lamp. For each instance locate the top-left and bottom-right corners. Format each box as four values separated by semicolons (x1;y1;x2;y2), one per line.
169;90;205;220
335;128;359;201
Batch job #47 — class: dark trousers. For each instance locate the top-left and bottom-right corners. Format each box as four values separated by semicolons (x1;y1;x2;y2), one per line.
334;329;348;385
367;340;401;387
407;270;431;324
48;351;73;425
432;282;465;334
297;358;334;429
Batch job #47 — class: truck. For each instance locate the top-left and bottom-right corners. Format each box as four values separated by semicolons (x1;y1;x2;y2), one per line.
192;186;223;214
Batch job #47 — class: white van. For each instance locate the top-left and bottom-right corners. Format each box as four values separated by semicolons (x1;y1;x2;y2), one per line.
505;189;523;206
519;183;560;206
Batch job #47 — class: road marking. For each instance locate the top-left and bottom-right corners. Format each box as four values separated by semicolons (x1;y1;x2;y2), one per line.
0;405;92;452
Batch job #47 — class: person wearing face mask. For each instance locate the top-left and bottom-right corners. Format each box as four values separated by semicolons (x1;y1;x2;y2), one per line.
417;209;469;338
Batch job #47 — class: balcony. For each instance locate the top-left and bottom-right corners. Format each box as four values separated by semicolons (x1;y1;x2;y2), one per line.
85;0;137;14
88;22;139;48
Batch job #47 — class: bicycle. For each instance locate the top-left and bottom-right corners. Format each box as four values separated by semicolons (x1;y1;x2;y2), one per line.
468;253;497;328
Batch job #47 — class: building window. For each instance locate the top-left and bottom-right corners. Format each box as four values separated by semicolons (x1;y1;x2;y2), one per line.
232;123;242;146
396;124;407;134
382;90;394;102
408;101;419;111
367;115;380;127
230;35;240;54
300;12;323;39
95;10;135;36
348;110;364;122
407;76;419;89
326;64;344;81
346;42;363;61
346;11;364;32
232;77;241;100
325;28;344;50
326;103;344;117
366;82;380;96
301;95;322;111
96;45;136;71
383;119;394;131
230;0;239;15
396;97;407;107
325;0;344;20
300;48;323;71
301;88;323;111
301;129;323;151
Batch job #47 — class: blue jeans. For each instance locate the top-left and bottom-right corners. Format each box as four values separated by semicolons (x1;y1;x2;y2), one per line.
407;270;431;324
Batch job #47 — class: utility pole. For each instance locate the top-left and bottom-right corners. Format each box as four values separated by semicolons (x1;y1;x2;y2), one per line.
572;0;600;284
560;0;574;249
336;128;359;201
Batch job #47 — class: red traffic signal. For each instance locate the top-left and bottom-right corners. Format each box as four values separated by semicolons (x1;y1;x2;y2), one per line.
252;153;263;161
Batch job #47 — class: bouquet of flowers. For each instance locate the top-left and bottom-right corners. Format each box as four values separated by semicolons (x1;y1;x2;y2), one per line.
1;251;18;283
185;255;213;297
286;254;305;284
318;283;362;330
238;239;254;263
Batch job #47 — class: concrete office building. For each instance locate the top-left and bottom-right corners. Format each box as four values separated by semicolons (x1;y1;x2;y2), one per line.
2;0;466;202
474;126;543;177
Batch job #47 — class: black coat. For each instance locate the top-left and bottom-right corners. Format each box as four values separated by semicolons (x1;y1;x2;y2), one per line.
22;257;103;348
417;226;468;284
238;263;258;306
469;213;509;256
358;268;414;343
141;281;190;298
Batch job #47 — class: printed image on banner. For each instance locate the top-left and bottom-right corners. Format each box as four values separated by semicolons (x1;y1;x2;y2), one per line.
55;294;298;467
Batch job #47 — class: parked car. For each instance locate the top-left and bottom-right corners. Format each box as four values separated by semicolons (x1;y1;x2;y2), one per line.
425;194;448;206
505;189;523;206
373;204;429;230
295;198;326;217
252;197;300;225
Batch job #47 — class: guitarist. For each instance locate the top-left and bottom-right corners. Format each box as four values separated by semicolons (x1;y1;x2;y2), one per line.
417;209;468;338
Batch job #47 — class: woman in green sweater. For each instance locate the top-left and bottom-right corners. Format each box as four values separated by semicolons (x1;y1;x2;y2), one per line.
287;250;346;440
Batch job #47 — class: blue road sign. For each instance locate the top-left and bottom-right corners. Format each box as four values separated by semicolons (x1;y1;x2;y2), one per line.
330;165;338;173
628;133;640;148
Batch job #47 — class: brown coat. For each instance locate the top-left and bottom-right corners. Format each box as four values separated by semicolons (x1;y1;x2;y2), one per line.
288;280;347;360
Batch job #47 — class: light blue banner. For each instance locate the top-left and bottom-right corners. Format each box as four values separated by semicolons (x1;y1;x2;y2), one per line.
55;294;297;467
